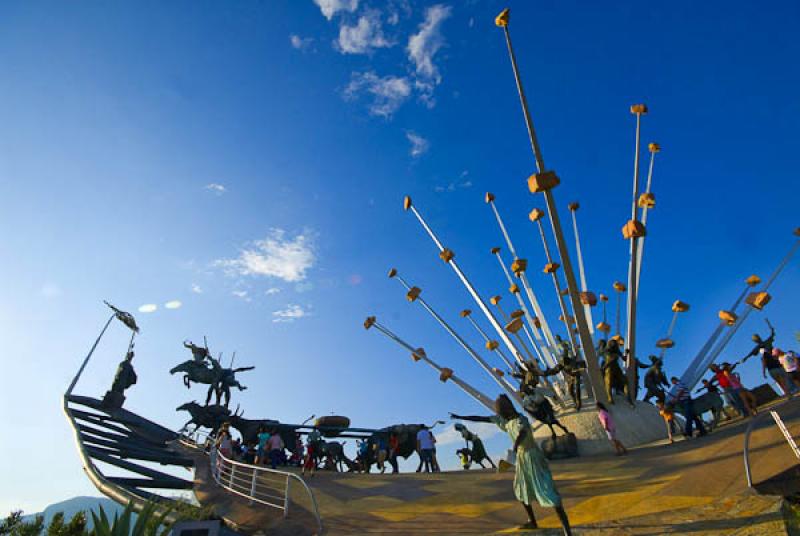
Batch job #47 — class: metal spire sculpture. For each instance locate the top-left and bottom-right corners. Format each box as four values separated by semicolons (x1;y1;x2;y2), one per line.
495;8;605;402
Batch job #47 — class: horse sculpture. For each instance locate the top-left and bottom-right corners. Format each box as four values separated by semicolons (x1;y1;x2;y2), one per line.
170;357;254;407
176;401;231;435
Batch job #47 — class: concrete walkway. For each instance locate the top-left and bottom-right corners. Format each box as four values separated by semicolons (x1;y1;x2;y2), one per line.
190;400;800;535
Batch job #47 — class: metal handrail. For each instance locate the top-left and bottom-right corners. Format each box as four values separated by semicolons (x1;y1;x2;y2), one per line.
180;431;323;533
743;397;800;488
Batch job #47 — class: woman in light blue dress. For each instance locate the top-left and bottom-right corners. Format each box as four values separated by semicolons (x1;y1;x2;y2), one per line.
451;394;572;535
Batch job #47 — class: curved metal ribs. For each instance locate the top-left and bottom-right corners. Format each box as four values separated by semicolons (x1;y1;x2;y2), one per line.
63;393;194;510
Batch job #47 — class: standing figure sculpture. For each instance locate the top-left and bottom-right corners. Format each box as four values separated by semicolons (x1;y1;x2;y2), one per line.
454;423;496;469
642;355;669;403
102;350;137;409
555;335;585;410
625;350;651;399
743;322;776;363
599;339;633;406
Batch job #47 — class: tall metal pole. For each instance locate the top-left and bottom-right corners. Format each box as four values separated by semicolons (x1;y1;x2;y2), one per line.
635;143;659;298
403;197;532;374
388;268;523;404
613;282;626;337
364;317;495;410
692;233;800;388
489;295;538;366
66;315;116;398
486;194;558;356
625;103;648;397
568;202;595;334
529;208;580;354
490;246;553;367
680;274;761;390
656;301;689;359
495;8;604;402
460;309;517;372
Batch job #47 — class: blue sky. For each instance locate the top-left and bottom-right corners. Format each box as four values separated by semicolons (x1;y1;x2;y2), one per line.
1;0;799;513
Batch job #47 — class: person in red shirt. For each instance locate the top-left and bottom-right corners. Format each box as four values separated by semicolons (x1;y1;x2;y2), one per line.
709;364;747;416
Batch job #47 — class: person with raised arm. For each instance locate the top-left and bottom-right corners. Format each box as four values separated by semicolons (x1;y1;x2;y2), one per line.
450;395;572;535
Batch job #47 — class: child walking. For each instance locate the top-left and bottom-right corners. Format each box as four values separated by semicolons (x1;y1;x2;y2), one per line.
656;400;675;443
597;402;628;455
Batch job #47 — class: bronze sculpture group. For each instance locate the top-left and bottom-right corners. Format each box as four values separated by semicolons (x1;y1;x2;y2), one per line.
170;339;254;408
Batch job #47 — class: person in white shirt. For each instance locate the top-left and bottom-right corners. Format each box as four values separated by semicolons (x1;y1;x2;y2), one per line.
415;425;435;473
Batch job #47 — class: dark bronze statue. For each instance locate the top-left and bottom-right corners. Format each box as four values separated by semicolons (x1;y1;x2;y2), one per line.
743;320;776;363
184;340;211;364
170;341;254;408
520;380;570;439
102;350;137;409
454;423;496;468
599;339;633;406
554;335;585;410
177;401;231;434
642;355;669;403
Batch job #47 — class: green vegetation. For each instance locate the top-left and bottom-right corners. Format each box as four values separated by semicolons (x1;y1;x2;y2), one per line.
1;499;216;536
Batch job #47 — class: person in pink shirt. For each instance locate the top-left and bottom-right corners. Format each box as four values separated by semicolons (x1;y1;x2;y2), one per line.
722;362;758;416
596;402;627;455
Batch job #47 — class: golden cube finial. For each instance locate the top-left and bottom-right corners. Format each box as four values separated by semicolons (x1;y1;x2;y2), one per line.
485;192;495;203
528;208;545;222
406;286;422;302
364;316;376;330
388;268;397;278
403;196;412;210
745;275;761;287
648;142;661;153
671;300;690;313
495;8;510;27
630;103;648;114
460;309;472;318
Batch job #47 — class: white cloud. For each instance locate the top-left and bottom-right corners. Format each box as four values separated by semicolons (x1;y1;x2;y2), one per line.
216;229;315;283
232;290;249;300
435;422;502;446
434;179;472;193
290;34;314;51
272;304;311;323
265;287;281;295
314;0;358;20
205;183;227;195
164;300;182;309
191;284;203;294
336;11;391;54
40;283;62;298
406;131;429;157
407;4;452;104
344;71;412;118
138;304;157;313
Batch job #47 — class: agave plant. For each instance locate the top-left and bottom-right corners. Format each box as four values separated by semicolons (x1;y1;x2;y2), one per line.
89;502;171;536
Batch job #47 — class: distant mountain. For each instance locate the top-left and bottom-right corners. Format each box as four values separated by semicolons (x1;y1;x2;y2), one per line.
23;496;129;530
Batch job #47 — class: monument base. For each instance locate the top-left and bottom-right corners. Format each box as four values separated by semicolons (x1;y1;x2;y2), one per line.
532;395;667;456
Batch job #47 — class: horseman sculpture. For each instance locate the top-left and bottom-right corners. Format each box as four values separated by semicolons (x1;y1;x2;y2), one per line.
170;341;254;408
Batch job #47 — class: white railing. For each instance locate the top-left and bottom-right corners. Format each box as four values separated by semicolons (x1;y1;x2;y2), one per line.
743;397;800;488
180;431;322;533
